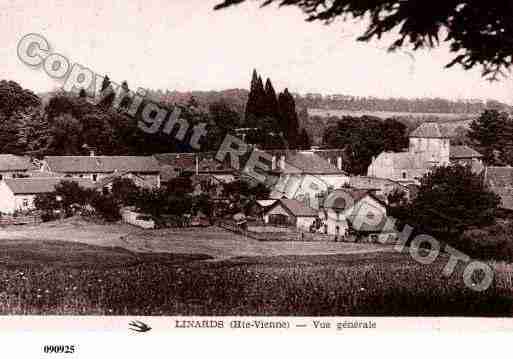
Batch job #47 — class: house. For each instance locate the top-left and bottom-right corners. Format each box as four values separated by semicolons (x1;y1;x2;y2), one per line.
367;122;483;184
94;170;158;194
450;145;485;173
317;188;390;236
484;166;513;212
245;199;277;219
349;176;411;202
41;155;161;188
262;198;318;231
0;178;95;214
154;152;237;186
269;150;350;207
0;154;33;180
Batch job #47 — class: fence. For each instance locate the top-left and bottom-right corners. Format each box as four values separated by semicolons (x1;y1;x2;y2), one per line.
218;220;341;242
0;213;43;226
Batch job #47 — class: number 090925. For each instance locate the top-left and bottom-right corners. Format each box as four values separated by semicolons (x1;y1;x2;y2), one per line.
43;345;76;354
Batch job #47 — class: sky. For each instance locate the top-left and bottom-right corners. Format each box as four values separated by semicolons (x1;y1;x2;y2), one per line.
2;0;513;104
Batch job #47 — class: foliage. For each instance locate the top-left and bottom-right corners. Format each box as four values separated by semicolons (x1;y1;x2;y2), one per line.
323;115;408;174
215;0;513;79
244;70;302;149
34;193;60;215
54;181;94;210
0;80;40;118
394;164;500;235
91;193;121;222
468;109;513;165
111;178;140;206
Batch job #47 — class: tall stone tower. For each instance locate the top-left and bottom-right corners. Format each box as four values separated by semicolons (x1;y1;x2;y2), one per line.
408;122;450;166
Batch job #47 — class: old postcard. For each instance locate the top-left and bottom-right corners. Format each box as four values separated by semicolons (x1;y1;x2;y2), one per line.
2;0;513;357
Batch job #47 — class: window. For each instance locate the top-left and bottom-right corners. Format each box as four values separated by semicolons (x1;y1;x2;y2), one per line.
402;171;407;179
22;199;29;207
92;174;98;182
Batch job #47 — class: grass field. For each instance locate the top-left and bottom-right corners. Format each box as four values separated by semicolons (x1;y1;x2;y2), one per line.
0;217;394;259
0;236;512;316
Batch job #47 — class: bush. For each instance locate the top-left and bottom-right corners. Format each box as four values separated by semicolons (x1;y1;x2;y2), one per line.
446;222;513;262
91;194;120;222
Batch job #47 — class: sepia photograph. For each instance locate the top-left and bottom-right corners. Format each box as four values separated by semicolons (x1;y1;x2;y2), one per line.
2;1;513;341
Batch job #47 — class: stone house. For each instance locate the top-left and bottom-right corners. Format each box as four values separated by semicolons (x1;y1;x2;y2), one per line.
367;122;483;184
0;177;95;214
41;155;161;188
262;198;318;231
317;188;390;236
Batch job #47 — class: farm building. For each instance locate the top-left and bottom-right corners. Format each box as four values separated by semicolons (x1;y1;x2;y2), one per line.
41;155;161;188
263;198;318;231
0;154;34;179
367;122;483;184
269;150;349;208
317;188;389;236
0;178;95;214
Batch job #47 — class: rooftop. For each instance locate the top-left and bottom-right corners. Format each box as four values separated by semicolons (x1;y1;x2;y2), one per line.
450;145;483;159
44;156;160;173
269;198;318;217
280;152;345;175
4;178;95;195
0;154;32;172
409;122;453;139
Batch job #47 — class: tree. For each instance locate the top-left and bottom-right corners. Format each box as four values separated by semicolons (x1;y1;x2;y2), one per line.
0;80;40;119
245;69;267;126
91;193;121;222
278;88;299;148
323;115;402;174
54;180;95;215
111;178;140;205
381;118;408;152
98;75;115;108
468;110;512;165
264;78;280;123
395;165;500;236
215;1;513;79
297;128;311;150
34;193;59;213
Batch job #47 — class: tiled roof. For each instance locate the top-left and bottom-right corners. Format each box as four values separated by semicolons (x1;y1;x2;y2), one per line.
322;189;373;210
450;145;483;159
154;153;233;173
160;165;179;182
0;155;32;171
281;152;345;174
270;198;318;217
374;151;428;170
44;156;160;173
409;122;453;138
154;153;196;169
4;178;95;195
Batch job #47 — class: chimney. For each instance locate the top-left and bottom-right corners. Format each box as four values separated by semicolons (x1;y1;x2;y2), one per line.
337;156;342;170
280;155;285;170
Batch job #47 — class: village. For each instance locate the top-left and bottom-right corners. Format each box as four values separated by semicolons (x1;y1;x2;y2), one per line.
0;118;508;248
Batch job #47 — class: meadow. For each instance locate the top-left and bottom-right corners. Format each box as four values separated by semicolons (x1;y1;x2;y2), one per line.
1;239;512;316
